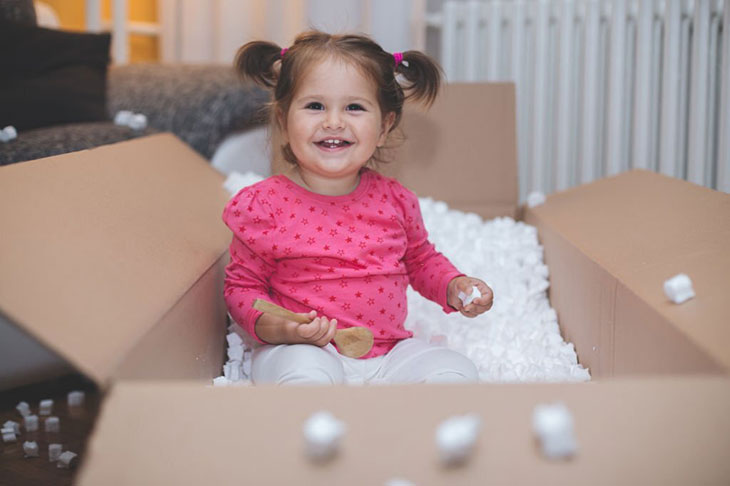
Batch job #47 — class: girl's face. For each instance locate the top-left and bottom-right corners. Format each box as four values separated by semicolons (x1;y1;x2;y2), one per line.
282;56;394;189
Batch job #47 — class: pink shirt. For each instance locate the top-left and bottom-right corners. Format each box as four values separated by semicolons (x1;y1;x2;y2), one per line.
222;168;463;358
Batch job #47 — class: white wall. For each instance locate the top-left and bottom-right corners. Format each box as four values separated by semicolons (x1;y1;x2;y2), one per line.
158;0;424;65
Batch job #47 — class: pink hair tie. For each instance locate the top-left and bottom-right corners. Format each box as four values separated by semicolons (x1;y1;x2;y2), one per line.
393;52;403;67
280;47;288;58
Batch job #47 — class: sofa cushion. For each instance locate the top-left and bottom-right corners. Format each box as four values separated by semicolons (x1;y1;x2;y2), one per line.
0;20;111;132
0;122;159;166
107;64;270;159
0;0;37;25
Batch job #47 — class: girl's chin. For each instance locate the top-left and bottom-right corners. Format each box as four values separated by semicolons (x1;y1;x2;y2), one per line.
300;166;362;179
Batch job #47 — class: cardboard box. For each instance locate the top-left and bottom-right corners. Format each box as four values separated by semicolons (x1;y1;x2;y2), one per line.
524;169;730;377
1;84;727;483
77;378;730;485
0;134;232;389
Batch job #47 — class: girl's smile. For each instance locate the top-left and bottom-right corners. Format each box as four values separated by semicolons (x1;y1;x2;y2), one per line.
282;56;394;196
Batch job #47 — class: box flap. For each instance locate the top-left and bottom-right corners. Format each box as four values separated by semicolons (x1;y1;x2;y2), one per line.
77;378;730;485
383;82;519;220
525;169;730;372
272;83;519;220
0;134;231;387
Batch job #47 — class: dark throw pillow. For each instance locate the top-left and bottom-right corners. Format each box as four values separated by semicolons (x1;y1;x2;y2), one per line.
0;20;111;131
0;0;37;25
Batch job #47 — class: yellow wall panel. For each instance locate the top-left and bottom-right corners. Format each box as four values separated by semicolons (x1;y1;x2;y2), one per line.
41;0;85;30
130;35;159;63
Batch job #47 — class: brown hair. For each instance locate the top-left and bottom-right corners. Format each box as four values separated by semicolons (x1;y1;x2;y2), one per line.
234;30;443;165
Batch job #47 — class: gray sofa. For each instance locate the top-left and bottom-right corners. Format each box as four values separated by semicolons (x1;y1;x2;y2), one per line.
0;63;270;165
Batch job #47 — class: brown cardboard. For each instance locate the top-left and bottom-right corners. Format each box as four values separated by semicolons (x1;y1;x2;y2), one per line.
77;378;730;485
0;134;231;387
382;82;519;220
524;170;730;377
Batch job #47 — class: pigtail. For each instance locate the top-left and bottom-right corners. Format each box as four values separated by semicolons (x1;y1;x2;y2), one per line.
395;50;443;107
234;40;283;88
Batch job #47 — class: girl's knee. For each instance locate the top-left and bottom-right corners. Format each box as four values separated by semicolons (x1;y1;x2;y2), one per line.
252;344;345;385
423;351;479;384
383;341;480;384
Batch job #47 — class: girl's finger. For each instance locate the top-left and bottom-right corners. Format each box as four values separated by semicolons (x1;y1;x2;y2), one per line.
296;320;320;339
317;320;338;346
308;318;330;342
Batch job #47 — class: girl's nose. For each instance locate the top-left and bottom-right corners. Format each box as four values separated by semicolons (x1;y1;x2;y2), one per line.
323;112;344;130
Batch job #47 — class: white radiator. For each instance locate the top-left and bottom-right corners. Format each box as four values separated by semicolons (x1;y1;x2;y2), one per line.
428;0;729;201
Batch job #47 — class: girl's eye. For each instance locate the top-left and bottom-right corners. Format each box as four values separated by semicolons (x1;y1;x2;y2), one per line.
305;102;324;110
346;103;365;111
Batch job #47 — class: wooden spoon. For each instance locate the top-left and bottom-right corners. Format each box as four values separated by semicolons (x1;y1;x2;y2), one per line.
252;299;374;358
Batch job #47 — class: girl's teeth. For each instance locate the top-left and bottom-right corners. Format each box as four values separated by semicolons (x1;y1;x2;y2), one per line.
320;139;348;148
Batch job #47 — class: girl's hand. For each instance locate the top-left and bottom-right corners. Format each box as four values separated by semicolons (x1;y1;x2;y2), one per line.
255;310;338;347
292;310;338;346
447;276;494;318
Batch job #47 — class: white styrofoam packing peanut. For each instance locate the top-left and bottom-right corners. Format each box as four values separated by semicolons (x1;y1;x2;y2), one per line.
67;390;85;407
458;286;482;307
23;441;40;458
219;173;590;384
227;343;244;361
57;451;77;469
24;415;39;432
384;479;415;486
435;414;482;465
39;399;53;416
45;416;60;433
49;443;63;462
0;125;18;142
526;191;546;208
302;411;346;461
3;420;20;434
223;361;242;382
532;402;578;459
663;273;695;304
212;376;231;387
114;110;146;130
114;110;134;126
128;113;147;130
226;332;243;347
2;431;17;443
16;401;31;417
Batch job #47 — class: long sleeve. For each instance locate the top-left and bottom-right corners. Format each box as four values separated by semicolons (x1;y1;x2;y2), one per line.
393;183;463;313
222;184;277;343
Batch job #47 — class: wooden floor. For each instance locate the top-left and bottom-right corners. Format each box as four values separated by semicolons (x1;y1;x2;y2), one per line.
0;374;100;486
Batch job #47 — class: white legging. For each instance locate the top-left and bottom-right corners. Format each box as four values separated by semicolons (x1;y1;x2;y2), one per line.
251;338;479;385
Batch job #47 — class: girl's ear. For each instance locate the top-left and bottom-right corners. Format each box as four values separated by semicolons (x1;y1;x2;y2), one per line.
377;111;396;147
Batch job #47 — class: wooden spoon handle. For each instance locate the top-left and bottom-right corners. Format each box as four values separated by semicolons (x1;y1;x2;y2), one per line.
252;299;311;324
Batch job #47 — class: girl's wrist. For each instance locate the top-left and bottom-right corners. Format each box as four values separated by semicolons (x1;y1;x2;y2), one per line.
254;313;285;344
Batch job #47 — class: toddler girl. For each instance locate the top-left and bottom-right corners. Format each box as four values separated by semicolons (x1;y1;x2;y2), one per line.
223;31;493;385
